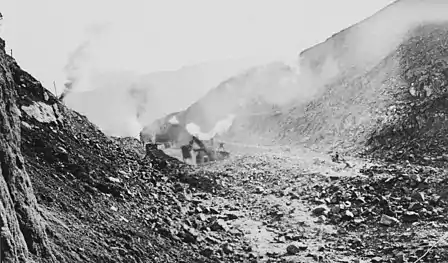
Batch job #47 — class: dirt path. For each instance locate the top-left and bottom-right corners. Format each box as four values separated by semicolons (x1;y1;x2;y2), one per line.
165;144;367;262
164;142;448;262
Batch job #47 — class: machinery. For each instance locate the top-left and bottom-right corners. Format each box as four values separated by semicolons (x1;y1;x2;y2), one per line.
187;136;230;165
144;123;190;149
142;121;231;165
154;133;174;148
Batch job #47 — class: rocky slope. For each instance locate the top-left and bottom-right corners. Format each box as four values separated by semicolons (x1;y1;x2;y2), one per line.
282;22;448;164
0;36;260;263
3;32;448;263
150;0;448;165
0;37;56;263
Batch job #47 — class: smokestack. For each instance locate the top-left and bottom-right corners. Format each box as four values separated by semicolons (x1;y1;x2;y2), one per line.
53;81;58;97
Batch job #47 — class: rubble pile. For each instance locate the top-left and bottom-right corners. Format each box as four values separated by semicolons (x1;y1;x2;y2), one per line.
4;37;259;262
200;152;448;262
308;160;448;262
365;23;448;167
5;14;448;263
111;136;147;158
309;162;448;226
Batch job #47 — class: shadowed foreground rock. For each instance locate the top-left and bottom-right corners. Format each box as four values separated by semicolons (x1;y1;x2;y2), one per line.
0;38;56;262
0;36;245;263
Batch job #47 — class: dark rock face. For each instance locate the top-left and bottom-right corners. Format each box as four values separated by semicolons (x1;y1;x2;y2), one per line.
0;36;230;263
0;38;57;262
366;23;448;166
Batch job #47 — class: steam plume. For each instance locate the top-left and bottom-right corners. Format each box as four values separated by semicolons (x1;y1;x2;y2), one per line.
185;114;235;140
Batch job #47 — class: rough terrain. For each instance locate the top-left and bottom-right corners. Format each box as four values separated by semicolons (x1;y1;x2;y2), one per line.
4;1;448;263
0;36;249;263
146;1;448;161
165;142;448;262
1;32;448;263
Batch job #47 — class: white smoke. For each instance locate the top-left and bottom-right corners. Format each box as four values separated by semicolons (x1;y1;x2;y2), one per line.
168;116;179;124
62;22;267;138
212;114;235;136
186;114;235;140
185;123;203;138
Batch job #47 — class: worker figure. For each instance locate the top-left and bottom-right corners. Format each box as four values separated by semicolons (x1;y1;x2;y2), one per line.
181;140;194;164
217;142;225;152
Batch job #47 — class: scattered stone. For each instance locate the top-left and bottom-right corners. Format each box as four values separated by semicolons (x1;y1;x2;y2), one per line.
210;219;229;232
371;256;383;262
119;216;129;223
205;235;220;244
408;202;423;211
354;218;364;224
221;243;233;254
343;210;355;220
394;252;406;263
286;244;301;255
223;211;240;220
317;215;327;223
200;247;214;257
274;234;286;243
297;243;308;251
402;211;420;223
379;214;399;226
312;205;329;216
314;198;326;205
21;102;57;123
107;177;121;183
331;205;341;214
330;175;341;180
411;192;425;203
255;186;265;194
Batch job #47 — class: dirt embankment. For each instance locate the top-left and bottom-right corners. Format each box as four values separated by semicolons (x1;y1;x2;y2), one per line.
0;36;261;263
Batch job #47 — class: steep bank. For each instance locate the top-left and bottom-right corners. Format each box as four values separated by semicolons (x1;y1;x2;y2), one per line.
278;22;448;166
0;36;253;262
150;0;448;166
0;37;56;263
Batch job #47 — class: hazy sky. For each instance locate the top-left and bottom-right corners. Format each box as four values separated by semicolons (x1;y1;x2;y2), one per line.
2;0;394;90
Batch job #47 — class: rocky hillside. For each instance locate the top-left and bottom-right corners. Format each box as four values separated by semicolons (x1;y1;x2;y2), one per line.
150;0;448;165
279;21;448;166
0;37;56;263
143;61;302;133
0;36;257;263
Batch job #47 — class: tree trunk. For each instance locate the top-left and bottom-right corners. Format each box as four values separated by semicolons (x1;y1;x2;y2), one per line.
0;38;56;262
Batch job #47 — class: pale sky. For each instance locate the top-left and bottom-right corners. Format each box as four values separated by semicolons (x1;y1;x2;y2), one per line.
2;0;395;91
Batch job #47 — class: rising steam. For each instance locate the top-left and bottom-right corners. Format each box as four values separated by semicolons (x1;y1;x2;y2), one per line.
61;0;448;140
168;116;179;124
61;20;269;138
186;114;235;140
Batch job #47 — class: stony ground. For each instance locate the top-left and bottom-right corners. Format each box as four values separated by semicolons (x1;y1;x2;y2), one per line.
163;143;448;263
15;89;448;263
5;32;448;262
